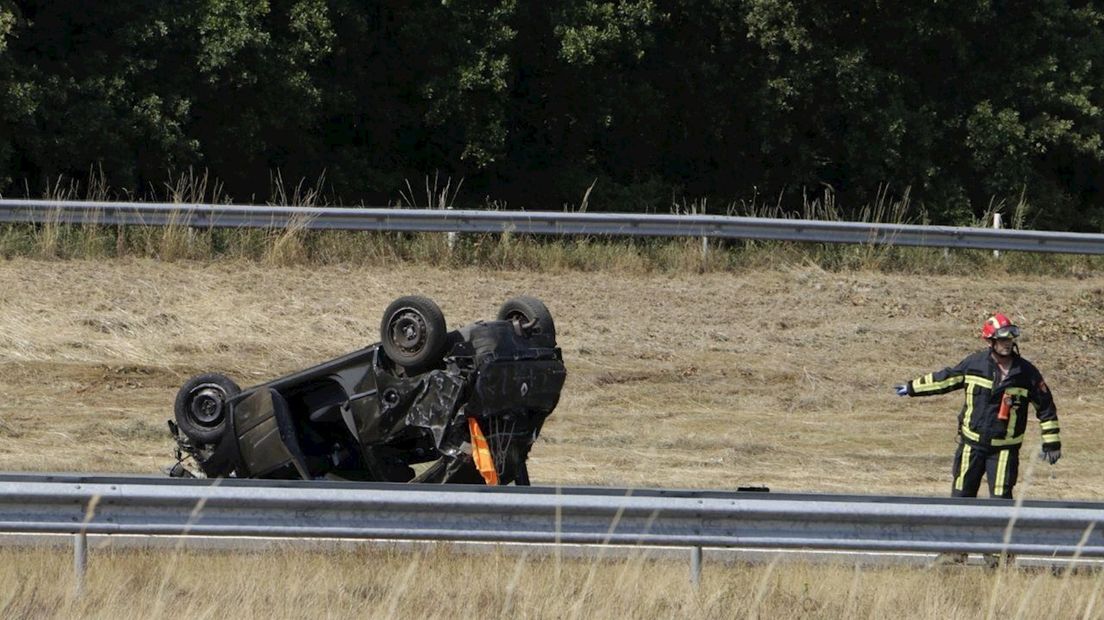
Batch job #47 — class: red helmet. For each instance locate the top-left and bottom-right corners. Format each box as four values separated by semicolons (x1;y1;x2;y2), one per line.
981;313;1021;340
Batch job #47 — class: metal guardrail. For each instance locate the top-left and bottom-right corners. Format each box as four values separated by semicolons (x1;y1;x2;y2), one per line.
2;473;1103;589
4;474;1102;554
1;199;1102;254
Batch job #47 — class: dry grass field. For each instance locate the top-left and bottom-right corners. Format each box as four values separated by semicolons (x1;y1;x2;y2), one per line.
1;546;1103;619
2;256;1102;496
2;254;1104;617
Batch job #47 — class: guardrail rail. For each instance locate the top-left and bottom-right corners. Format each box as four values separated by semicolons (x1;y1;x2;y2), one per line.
2;199;1103;254
1;474;1102;589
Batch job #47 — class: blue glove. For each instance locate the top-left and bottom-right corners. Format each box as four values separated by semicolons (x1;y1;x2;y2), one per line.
1040;446;1061;465
895;384;909;397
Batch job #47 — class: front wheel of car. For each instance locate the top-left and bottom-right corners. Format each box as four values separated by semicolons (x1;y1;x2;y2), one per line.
173;372;241;444
380;295;448;372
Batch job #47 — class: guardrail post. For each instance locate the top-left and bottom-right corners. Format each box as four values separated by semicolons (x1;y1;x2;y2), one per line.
73;532;87;596
689;546;702;589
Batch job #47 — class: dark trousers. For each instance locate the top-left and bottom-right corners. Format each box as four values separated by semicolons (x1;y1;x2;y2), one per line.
951;441;1020;499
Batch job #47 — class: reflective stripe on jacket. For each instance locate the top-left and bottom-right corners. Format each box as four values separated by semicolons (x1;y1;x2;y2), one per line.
907;350;1060;449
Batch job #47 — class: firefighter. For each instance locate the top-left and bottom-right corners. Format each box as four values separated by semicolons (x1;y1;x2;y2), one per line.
894;313;1062;566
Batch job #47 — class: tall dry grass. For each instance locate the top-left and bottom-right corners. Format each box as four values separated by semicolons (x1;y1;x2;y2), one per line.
2;545;1102;619
6;220;1102;276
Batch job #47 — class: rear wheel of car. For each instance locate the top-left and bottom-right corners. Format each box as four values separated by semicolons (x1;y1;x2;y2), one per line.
173;373;241;444
380;295;448;372
497;296;556;340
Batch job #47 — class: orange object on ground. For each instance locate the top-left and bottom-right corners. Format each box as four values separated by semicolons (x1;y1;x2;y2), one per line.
468;417;499;485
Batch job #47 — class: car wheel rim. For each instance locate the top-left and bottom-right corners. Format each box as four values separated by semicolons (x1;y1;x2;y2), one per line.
189;385;226;426
389;310;426;354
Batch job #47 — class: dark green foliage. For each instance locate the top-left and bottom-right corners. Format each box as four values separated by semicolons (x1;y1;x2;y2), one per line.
0;1;1101;229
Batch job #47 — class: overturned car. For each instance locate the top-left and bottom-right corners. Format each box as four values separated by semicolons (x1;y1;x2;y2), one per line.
167;295;566;485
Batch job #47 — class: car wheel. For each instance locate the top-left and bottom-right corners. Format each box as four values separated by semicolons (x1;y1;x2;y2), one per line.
380;295;448;372
497;296;556;340
173;373;241;444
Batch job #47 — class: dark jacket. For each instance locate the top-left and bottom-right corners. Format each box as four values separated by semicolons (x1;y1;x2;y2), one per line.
907;350;1060;450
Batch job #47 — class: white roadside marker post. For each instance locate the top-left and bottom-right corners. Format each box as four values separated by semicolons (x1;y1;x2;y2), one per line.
447;206;456;254
993;212;1002;258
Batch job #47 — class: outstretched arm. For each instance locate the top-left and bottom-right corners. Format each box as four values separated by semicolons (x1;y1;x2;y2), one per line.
897;359;969;397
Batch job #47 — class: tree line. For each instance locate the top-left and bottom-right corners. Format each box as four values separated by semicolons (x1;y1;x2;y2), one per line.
0;1;1101;230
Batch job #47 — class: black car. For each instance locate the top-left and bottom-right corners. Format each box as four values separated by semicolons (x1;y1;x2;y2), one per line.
167;295;566;485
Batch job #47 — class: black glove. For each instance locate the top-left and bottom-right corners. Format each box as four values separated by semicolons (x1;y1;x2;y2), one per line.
1040;446;1061;465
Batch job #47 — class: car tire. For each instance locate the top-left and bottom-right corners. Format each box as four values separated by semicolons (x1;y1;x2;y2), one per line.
380;295;448;372
173;373;241;444
497;296;556;340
